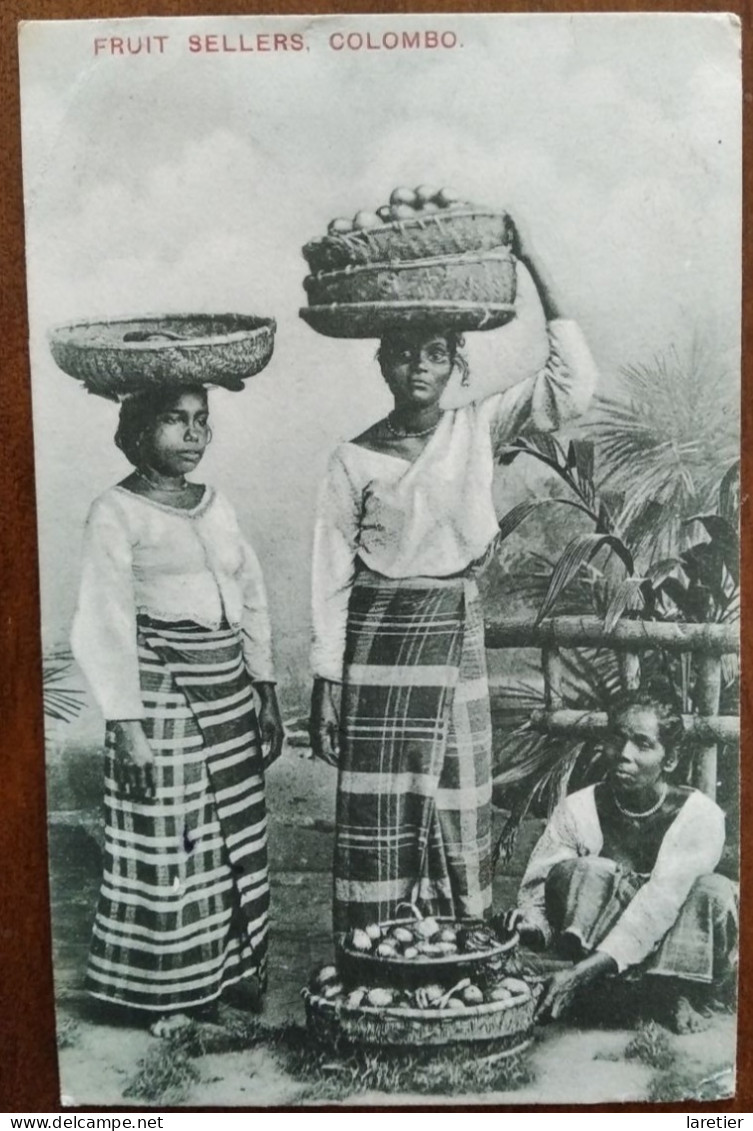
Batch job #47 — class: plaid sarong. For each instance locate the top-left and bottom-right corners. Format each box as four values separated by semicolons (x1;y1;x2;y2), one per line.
334;571;493;933
546;857;739;983
86;619;268;1013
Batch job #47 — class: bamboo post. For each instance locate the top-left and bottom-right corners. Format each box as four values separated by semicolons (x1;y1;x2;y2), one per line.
693;654;722;799
513;706;739;744
543;645;564;709
485;616;738;655
618;651;641;691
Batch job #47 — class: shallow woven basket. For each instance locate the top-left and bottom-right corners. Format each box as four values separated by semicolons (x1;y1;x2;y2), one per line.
303;985;536;1051
303;209;512;273
336;918;519;991
48;314;276;400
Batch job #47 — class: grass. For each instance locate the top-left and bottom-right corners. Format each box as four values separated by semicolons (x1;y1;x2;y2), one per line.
56;1016;81;1050
648;1064;735;1103
623;1021;675;1071
621;1019;734;1103
123;1043;201;1105
121;1013;535;1105
269;1022;535;1102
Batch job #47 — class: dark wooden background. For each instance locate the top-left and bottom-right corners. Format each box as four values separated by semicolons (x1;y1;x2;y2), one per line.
1;0;749;1113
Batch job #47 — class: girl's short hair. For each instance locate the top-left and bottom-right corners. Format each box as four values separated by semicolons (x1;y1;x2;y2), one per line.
115;385;207;467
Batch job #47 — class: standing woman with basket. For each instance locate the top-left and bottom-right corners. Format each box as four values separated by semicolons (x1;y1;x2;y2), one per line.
300;188;599;934
52;315;284;1022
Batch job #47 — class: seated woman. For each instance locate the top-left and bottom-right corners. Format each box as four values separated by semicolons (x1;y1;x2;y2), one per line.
505;690;738;1032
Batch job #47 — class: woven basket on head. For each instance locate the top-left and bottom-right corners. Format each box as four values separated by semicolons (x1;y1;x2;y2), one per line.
300;250;516;339
303;209;512;274
300;300;515;339
304;251;515;308
303;986;536;1050
48;314;276;400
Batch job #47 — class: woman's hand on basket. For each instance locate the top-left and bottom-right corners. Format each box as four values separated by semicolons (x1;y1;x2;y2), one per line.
535;952;617;1023
496;908;547;950
506;217;561;322
255;682;285;768
111;720;156;802
310;678;341;767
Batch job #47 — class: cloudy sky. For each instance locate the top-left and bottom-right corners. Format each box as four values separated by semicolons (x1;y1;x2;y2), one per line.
19;13;741;713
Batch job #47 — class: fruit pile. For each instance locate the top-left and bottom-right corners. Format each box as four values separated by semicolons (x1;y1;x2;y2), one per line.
343;917;499;961
326;185;470;235
309;961;531;1013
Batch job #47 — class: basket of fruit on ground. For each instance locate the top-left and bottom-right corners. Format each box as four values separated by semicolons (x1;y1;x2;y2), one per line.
302;185;514;273
48;313;276;400
336;910;518;990
304;964;537;1052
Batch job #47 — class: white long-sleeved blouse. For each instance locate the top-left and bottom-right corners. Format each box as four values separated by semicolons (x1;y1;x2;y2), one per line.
516;784;726;972
71;486;275;721
311;317;598;681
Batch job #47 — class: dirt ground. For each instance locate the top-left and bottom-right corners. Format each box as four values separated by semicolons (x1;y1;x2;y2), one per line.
49;746;736;1108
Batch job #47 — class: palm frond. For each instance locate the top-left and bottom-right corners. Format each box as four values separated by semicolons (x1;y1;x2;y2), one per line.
42;649;85;724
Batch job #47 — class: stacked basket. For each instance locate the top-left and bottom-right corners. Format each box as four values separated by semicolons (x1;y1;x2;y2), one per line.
303;910;538;1055
299;185;517;338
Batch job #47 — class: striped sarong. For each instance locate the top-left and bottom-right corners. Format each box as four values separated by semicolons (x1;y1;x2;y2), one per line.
86;619;268;1013
334;571;492;934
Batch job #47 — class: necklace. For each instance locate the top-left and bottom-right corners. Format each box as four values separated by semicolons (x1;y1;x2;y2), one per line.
385;413;441;439
612;782;668;820
135;469;190;494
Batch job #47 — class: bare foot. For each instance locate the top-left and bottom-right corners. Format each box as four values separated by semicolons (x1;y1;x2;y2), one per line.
670;996;712;1034
149;1012;193;1039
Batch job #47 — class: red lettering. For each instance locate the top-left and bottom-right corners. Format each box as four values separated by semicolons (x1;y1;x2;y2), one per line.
257;34;270;51
221;35;236;52
238;35;254;52
425;31;438;48
93;38;107;55
111;37;124;55
205;35;219;53
366;32;379;51
402;32;420;49
329;32;344;50
188;34;202;52
273;33;287;50
383;32;398;49
347;32;362;50
440;31;457;48
290;33;304;51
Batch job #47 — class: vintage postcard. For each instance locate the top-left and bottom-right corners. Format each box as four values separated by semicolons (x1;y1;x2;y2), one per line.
19;12;741;1107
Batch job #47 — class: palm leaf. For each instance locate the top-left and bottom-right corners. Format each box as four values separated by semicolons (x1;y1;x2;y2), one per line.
603;576;647;633
684;514;739;586
536;533;634;624
718;461;740;524
42;649;85;724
